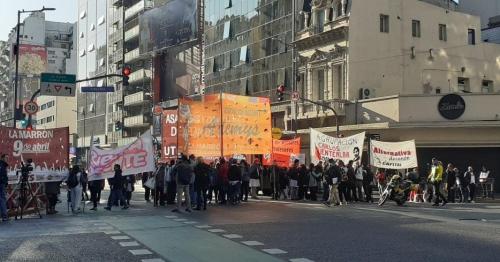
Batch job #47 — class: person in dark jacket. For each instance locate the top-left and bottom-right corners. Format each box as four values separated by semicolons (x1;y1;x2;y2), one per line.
124;174;136;206
218;158;229;204
228;159;242;205
362;165;374;203
45;181;61;214
166;160;177;205
194;157;210;210
89;179;104;211
142;172;152;202
445;164;456;203
240;160;250;201
346;161;357;202
278;167;289;200
105;164;128;211
298;164;309;200
0;154;9;222
154;164;166;207
288;160;300;200
249;159;262;200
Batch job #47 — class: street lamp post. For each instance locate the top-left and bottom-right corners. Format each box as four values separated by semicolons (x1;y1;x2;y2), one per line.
13;6;56;128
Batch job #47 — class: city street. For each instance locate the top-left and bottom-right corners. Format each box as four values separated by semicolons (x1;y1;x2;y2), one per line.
1;187;500;262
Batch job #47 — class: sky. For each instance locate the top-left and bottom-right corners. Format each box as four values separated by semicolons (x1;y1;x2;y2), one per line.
0;0;77;41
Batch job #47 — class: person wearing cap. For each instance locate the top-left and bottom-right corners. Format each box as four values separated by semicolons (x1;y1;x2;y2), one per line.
249;159;262;199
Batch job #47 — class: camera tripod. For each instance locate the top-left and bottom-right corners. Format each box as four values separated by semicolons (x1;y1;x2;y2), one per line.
13;177;42;220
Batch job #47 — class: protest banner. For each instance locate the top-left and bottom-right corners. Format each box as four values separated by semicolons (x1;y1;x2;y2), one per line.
0;126;70;184
263;138;301;167
222;93;272;156
177;94;222;157
310;128;365;164
88;132;156;180
161;109;178;162
370;140;418;169
177;93;272;157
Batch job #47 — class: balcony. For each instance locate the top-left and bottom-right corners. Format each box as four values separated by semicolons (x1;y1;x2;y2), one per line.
108;89;123;104
109;0;122;7
109;30;122;44
128;68;152;85
124;91;149;106
124;114;150;128
109;48;123;65
124;47;140;63
124;25;139;42
295;15;349;50
125;0;153;21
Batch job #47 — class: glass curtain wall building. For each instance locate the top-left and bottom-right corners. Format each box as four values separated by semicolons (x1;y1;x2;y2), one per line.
203;0;293;105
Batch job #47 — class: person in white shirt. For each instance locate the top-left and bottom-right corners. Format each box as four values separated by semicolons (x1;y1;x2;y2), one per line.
479;166;490;199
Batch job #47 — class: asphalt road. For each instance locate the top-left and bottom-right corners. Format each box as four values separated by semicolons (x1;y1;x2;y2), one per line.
1;186;499;262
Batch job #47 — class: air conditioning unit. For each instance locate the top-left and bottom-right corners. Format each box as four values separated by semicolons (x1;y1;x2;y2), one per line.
359;88;376;100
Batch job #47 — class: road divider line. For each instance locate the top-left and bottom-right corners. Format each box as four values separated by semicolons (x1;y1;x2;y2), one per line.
129;249;153;256
262;248;288;255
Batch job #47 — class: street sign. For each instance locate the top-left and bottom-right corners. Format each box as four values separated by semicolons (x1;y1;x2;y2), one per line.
291;91;300;102
271;128;282;140
81;86;115;93
24;101;39;115
40;73;76;97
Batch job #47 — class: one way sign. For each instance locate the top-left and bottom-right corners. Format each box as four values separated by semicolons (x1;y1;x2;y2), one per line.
40;73;76;97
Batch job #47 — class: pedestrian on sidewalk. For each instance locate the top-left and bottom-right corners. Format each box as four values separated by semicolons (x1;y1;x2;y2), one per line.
429;158;447;206
67;165;84;214
194;157;210;210
105;164;129;211
445;164;456;203
89;179;104;211
240;160;250;201
466;166;476;203
308;163;321;201
249;159;262;200
0;154;10;222
172;155;193;213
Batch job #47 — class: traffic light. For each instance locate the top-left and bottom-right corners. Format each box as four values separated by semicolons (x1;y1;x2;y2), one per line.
276;85;285;101
115;121;122;131
26;124;33;131
122;66;132;86
20;118;28;127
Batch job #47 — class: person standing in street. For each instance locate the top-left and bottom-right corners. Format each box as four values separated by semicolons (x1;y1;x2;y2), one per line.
89;179;104;211
456;167;469;203
346;161;357;202
45;181;61;215
124;174;136;206
479;166;491;199
428;158;447;206
249;159;262;200
67;165;84;214
142;172;152;202
288;160;300;200
362;165;374;203
466;166;477;203
325;160;341;206
354;161;365;202
322;160;332;202
194;157;210;210
0;154;10;222
445;164;456;203
217;158;229;204
105;164;129;211
228;159;242;205
166;160;177;205
172;155;193;213
308;163;321;201
154;164;166;207
240;160;250;202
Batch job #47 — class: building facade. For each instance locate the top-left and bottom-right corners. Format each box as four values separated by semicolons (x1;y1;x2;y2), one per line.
0;41;10;126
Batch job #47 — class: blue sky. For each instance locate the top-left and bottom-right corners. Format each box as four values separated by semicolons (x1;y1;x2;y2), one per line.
0;0;77;41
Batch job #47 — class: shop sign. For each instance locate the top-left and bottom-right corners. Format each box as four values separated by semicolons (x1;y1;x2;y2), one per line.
438;94;465;120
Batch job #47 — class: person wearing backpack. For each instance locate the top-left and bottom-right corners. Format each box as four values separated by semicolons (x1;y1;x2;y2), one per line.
67;165;83;214
105;164;129;211
172;155;193;213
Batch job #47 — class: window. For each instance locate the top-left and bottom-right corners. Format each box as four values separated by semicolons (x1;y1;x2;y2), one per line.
41;104;47;110
468;29;476;45
439;24;447;41
482;80;493;93
239;45;248;64
313;69;325;101
412;20;421;38
48;50;55;55
48;59;56;64
46;116;54;123
458;77;470;92
223;21;232;39
380;14;389;33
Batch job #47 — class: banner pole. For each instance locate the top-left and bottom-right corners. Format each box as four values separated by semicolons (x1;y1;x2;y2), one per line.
176;100;180;158
220;90;224;158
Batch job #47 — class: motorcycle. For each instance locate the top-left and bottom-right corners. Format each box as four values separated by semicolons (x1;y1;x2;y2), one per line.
378;174;413;206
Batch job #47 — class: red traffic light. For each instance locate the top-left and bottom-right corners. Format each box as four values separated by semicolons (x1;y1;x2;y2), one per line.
122;66;132;76
26;124;33;131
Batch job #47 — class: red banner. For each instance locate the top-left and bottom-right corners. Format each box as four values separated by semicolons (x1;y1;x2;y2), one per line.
0;127;69;184
263;138;301;167
161;110;178;162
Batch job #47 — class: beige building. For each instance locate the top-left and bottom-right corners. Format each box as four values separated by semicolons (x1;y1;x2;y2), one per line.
286;0;500;191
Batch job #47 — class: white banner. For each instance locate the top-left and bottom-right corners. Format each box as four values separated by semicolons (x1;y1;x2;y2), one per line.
88;132;156;180
310;129;365;164
370;140;418;169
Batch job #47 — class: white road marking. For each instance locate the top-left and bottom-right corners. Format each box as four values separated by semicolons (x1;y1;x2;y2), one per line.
183;221;198;224
141;259;165;262
129;249;153;255
173;218;188;222
119;241;140;247
207;229;226;233
103;231;121;235
223;234;243;239
111;235;131;240
242;241;264;246
98;227;115;231
290;258;315;262
262;248;288;255
165;216;178;219
195;225;212;229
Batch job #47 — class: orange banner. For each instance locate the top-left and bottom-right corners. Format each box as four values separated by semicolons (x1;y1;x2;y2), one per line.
178;94;221;157
222;93;272;156
263;138;301;167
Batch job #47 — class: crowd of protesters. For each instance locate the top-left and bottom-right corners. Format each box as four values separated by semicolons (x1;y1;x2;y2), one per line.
0;152;496;222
